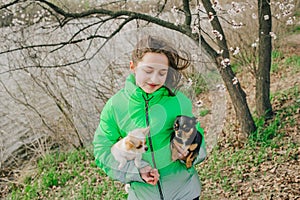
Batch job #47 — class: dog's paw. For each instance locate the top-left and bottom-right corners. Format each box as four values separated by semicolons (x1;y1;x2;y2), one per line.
189;143;198;151
186;159;192;168
125;184;130;193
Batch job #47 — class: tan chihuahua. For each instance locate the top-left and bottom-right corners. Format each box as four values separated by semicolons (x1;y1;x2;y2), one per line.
111;127;149;169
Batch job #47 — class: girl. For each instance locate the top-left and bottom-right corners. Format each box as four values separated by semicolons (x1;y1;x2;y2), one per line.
93;35;206;200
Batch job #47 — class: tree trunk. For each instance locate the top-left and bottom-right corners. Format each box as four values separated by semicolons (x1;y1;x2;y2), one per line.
202;0;256;134
256;0;273;119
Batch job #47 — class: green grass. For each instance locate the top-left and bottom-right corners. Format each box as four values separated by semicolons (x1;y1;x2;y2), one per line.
285;55;300;71
271;50;300;73
8;149;127;200
186;73;208;95
199;108;210;117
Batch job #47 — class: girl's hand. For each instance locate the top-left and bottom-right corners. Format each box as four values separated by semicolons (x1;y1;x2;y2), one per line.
139;166;160;185
172;141;189;160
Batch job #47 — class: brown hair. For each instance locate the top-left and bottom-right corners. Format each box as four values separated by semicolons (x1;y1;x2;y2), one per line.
132;36;190;95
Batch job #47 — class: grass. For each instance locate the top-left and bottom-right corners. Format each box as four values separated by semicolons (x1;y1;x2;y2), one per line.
199;108;210;117
271;50;300;72
7;149;128;200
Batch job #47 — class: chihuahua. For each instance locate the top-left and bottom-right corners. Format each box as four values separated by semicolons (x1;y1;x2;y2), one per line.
171;115;202;168
111;127;149;169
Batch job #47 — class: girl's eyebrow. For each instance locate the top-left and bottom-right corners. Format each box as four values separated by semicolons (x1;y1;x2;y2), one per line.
139;63;169;69
143;65;168;71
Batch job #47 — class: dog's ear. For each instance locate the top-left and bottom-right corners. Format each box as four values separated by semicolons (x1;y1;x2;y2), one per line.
174;118;179;130
192;117;197;124
125;139;135;150
142;127;150;135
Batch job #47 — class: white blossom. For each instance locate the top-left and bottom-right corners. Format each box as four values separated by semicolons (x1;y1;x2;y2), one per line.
264;15;270;20
269;32;277;40
231;20;243;29
286;16;295;25
171;6;177;13
216;84;226;91
192;26;199;34
212;30;223;40
217;49;224;55
186;78;193;87
208;12;214;22
221;58;230;68
212;0;222;11
251;42;257;48
195;99;203;107
233;47;240;55
232;77;238;85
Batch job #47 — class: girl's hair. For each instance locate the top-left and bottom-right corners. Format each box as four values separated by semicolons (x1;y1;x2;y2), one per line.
132;35;190;95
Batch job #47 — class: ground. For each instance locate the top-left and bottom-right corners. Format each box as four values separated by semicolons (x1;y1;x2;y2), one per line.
198;33;300;199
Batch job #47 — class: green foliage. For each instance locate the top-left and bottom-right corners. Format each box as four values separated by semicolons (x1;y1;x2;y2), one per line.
271;51;300;73
9;149;127;200
293;25;300;33
249;116;281;148
186;73;208;96
272;50;284;60
250;86;299;148
230;63;240;74
284;55;300;69
42;167;59;188
199;108;210;117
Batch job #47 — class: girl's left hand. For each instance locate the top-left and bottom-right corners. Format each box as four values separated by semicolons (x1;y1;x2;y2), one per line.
139;166;160;185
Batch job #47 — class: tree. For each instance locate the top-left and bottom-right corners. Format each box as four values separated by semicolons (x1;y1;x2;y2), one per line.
1;0;296;141
5;0;257;133
256;0;273;119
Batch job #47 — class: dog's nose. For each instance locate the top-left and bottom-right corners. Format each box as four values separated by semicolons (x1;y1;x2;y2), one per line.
144;146;148;151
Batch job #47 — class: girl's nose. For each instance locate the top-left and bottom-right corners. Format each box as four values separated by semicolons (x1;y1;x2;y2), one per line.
150;73;160;83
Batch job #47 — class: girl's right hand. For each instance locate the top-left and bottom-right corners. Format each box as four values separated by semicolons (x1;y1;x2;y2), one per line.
139;166;160;185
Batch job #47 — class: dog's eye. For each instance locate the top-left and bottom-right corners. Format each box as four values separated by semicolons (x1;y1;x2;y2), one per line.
136;144;143;149
174;123;179;130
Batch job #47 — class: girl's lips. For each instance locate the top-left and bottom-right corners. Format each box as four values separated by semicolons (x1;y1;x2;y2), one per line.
148;83;158;87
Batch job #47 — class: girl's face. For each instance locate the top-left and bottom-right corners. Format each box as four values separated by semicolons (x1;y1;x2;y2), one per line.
130;52;169;94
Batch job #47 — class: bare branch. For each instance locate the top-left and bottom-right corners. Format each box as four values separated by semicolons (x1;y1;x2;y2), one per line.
182;0;192;28
0;34;107;56
0;58;87;75
0;0;21;9
0;77;56;134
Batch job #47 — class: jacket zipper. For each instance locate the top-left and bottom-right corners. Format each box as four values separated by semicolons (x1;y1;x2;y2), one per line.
144;97;164;200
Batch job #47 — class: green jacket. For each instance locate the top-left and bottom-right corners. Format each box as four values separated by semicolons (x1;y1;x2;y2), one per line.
93;74;206;200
